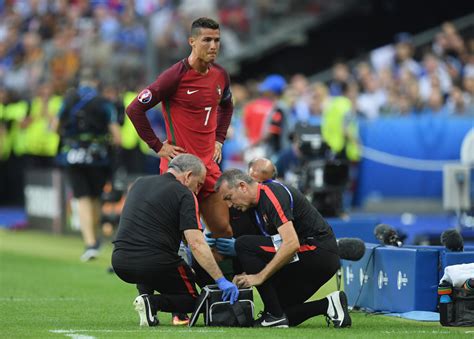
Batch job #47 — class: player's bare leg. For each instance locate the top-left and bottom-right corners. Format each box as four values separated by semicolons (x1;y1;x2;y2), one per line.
199;192;232;238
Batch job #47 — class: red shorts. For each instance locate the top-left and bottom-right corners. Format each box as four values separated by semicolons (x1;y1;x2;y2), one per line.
197;162;221;201
160;159;221;201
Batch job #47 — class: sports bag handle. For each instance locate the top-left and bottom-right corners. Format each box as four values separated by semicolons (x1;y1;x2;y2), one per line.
188;286;210;327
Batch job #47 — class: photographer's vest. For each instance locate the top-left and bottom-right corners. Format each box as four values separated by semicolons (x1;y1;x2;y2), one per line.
58;89;110;166
121;91;149;154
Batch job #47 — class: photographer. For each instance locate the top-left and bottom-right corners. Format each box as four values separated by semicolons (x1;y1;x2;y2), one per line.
52;69;122;261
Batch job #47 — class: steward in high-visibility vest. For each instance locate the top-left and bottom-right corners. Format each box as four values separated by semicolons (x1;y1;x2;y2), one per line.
121;91;149;154
0;94;8;161
321;95;360;162
3;99;29;158
23;84;62;157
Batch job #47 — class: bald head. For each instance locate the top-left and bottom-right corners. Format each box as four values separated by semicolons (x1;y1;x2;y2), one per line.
248;158;277;182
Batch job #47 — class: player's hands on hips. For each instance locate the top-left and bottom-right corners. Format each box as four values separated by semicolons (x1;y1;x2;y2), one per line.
216;277;239;304
216;237;236;257
234;273;264;288
158;140;185;161
213;141;223;163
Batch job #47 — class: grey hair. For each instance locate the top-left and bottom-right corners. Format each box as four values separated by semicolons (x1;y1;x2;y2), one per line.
168;154;205;176
215;168;255;191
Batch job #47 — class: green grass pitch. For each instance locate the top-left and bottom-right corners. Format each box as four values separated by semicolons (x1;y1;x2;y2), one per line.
1;229;473;338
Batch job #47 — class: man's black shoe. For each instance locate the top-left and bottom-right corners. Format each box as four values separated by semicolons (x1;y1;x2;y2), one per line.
253;311;289;328
133;294;159;327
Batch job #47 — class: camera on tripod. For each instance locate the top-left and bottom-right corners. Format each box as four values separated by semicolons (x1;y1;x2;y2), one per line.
293;123;350;217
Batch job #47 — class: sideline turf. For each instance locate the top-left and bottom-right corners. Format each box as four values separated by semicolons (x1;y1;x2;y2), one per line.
0;229;472;338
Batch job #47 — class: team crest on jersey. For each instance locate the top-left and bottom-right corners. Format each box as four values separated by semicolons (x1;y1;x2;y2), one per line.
262;213;269;225
216;85;222;97
138;89;152;104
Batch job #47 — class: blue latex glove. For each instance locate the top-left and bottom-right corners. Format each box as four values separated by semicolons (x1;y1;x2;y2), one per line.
216;237;236;257
205;233;216;247
216;277;239;304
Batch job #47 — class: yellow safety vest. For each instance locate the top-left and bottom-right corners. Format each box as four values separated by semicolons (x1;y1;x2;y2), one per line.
121;91;150;154
6;101;29;156
322;96;360;161
0;103;9;160
24;95;62;157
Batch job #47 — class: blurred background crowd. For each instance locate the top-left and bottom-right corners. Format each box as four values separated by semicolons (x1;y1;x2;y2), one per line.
1;0;473;215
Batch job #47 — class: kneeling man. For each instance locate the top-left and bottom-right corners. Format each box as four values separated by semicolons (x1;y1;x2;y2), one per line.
112;154;238;326
215;169;351;328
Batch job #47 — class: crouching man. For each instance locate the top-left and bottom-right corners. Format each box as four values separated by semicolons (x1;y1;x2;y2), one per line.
215;169;351;328
112;154;238;326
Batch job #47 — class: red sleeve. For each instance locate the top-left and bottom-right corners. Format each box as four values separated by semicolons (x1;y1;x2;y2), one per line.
215;67;234;144
125;61;187;152
179;191;203;231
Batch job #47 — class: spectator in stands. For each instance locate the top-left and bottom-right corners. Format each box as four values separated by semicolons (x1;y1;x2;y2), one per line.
380;87;403;116
355;62;372;87
397;94;414;116
307;82;329;126
47;26;80;93
328;61;351;96
419;52;452;101
423;88;447;115
357;74;386;120
392;32;421;79
221;83;250;169
403;76;425;114
446;83;473;115
462;64;474;112
242;74;289;161
112;9;147;89
288;73;311;123
21;32;45;96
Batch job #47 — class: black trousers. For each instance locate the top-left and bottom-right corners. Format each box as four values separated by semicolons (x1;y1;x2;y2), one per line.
235;235;340;326
112;257;199;314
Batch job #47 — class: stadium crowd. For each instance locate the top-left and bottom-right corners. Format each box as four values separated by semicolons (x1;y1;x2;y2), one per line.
1;1;474;207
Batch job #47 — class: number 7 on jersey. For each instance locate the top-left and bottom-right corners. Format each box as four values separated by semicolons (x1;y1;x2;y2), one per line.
204;106;212;126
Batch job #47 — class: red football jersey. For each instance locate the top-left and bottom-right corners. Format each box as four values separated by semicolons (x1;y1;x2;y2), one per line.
126;59;233;172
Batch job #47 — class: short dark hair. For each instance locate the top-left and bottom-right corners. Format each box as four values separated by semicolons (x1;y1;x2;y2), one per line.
215;169;255;192
191;17;219;36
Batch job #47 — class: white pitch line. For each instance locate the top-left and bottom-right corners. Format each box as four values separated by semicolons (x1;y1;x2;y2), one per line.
0;297;81;301
65;334;96;339
386;331;452;334
50;329;226;334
